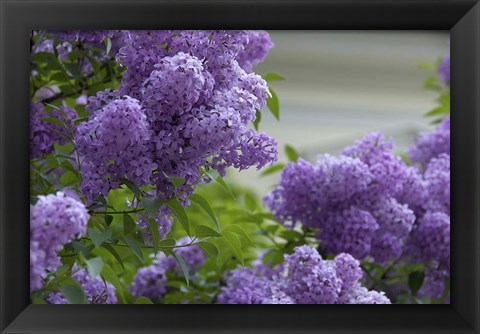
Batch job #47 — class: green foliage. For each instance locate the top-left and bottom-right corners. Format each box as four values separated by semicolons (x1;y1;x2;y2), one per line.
419;57;450;122
263;72;286;82
58;278;88;304
30;32;445;305
134;296;154;304
284;145;299;162
266;88;280;121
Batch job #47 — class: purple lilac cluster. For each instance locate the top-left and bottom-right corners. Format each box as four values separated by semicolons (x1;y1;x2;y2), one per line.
49;30;115;48
408;116;450;167
236;31;275;72
46;265;117;304
75;96;156;199
404;116;450;302
265;133;417;263
75;30;277;236
129;237;206;301
417;269;450;303
30;192;89;291
217;246;390;304
405;119;450;263
405;154;450;273
124;197;173;244
439;54;450;85
30;102;77;159
31;31;115;86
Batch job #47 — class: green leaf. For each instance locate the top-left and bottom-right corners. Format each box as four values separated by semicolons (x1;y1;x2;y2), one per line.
423;76;443;92
32;52;63;71
143;197;165;217
71;241;94;257
101;243;125;271
285;144;299;162
124;236;144;263
440;277;450;303
200;168;236;200
121;178;142;200
158;238;176;248
263;72;285;82
168;251;190;287
54;153;76;162
439;93;450;105
244;192;257;211
58;278;87;304
59;171;79;186
73;117;89;126
67;50;86;62
253;109;262;131
195;225;221;238
280;230;303;241
161;173;186;188
266;88;280;121
262;249;285;267
146;217;160;254
45;102;70;119
50;72;70;83
134;296;154;304
32;296;47;304
31;51;58;64
260;163;285;177
88;228;112;248
165;198;190;235
223;231;244;265
215;174;236;200
59;84;77;96
171;177;185;187
40;117;67;128
104;215;113;226
104;37;112;55
101;263;126;303
60;160;80;177
224;225;255;248
197;241;218;259
414;296;431;304
123;213;136;235
417;62;434;71
190;193;220;232
85;257;103;279
408;271;425;296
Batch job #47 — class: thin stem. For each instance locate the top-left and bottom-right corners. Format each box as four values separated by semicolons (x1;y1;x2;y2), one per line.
94;208;145;215
80;236;211;250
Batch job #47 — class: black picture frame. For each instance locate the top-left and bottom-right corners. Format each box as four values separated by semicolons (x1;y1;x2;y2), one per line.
1;0;478;333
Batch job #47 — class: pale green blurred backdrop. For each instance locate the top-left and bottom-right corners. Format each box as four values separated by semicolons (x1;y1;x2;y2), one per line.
230;31;450;196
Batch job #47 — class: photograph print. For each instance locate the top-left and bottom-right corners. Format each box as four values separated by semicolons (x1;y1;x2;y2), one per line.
29;30;450;305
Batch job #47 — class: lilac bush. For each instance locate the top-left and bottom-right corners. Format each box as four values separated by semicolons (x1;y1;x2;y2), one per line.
217;246;390;304
74;31;278;207
29;30;451;305
265;133;417;263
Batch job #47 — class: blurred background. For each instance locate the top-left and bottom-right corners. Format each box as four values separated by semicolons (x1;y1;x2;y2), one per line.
229;30;450;197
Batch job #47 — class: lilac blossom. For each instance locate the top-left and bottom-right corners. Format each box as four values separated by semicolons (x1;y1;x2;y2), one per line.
439;55;450;85
217;246;390;304
46;266;117;304
408;116;450;167
129;237;206;301
30;102;77;159
265;133;416;263
30;192;89;291
237;30;274;72
75;30;277;205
